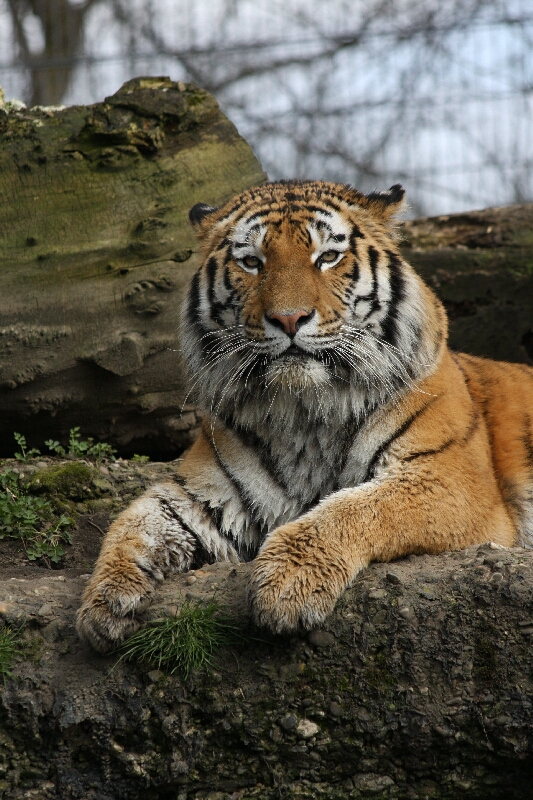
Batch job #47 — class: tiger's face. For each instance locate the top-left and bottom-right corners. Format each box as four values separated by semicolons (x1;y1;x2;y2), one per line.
183;181;444;412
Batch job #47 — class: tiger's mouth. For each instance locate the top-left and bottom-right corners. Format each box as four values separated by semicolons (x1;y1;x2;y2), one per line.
282;344;310;358
271;343;332;362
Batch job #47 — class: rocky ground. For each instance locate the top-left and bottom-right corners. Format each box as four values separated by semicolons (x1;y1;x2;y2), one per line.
1;457;533;800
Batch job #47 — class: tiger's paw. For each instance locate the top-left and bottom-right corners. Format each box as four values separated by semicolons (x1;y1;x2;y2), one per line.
76;565;155;653
248;521;350;634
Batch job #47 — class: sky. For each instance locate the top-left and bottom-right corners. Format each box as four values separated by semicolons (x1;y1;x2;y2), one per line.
0;0;532;216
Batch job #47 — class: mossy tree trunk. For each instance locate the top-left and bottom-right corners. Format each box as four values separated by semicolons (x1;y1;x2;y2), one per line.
0;77;265;459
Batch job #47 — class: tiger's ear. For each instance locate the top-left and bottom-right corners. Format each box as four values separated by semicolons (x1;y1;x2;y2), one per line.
189;203;219;234
363;184;405;220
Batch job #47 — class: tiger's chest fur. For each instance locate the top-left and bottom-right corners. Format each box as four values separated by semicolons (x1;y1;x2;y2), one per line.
180;179;533;558
224;393;364;506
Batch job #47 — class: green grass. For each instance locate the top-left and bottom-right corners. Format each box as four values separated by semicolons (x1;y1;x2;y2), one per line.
0;469;73;564
115;599;243;678
0;627;23;679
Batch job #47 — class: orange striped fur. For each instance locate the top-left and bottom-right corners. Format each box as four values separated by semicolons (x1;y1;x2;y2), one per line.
77;181;533;651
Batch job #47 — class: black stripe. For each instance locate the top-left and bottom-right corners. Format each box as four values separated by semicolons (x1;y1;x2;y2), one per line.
242;210;269;225
187;270;201;328
381;250;405;347
205;256;231;326
206;257;217;308
210;447;255;521
353;245;380;316
402;409;480;464
226;420;291;497
158;497;217;566
306;205;333;216
403;440;455;463
364;396;439;482
186;272;220;360
349;225;365;251
223;265;233;293
523;414;533;470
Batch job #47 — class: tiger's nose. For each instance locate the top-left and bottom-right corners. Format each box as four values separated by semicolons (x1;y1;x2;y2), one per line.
266;309;315;337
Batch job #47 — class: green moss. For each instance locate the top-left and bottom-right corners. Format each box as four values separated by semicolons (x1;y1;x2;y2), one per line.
23;633;43;666
363;651;395;693
0;626;23;679
28;462;106;501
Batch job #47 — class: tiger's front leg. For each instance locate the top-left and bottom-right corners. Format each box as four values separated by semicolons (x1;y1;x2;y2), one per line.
76;482;239;652
249;457;516;634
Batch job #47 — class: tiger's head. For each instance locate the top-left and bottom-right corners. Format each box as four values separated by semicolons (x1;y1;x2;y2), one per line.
183;180;446;417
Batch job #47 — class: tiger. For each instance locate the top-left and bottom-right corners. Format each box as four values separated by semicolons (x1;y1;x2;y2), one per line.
76;179;533;652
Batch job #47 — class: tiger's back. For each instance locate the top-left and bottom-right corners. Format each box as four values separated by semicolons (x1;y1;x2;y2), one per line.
454;353;533;545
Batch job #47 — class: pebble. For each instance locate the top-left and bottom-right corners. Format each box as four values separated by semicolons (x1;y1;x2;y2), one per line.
368;588;387;600
0;602;15;619
307;629;335;648
270;726;283;743
279;713;298;730
329;701;343;717
37;603;54;617
296;719;319;739
147;670;164;683
386;572;402;585
353;774;395;792
185;575;197;585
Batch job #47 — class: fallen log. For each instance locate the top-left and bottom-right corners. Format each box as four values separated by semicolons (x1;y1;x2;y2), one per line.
0;77;265;460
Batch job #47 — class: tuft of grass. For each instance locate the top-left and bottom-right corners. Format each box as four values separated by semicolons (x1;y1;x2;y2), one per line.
0;626;23;679
115;599;243;678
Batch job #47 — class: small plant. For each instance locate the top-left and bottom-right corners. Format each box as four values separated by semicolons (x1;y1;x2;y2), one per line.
131;454;150;464
26;514;73;563
0;470;73;565
44;439;66;456
13;432;40;462
115;599;242;678
0;626;23;679
45;427;117;464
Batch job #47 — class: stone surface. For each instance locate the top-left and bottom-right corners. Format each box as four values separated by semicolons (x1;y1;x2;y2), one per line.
401;204;533;365
0;454;533;800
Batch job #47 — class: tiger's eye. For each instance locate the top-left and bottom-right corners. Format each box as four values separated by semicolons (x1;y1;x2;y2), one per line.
320;250;339;263
242;255;261;269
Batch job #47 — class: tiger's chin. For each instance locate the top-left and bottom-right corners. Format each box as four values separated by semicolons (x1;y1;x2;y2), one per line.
264;356;330;391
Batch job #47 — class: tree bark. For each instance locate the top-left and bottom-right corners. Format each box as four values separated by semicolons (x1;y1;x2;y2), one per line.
0;456;532;800
0;76;266;460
